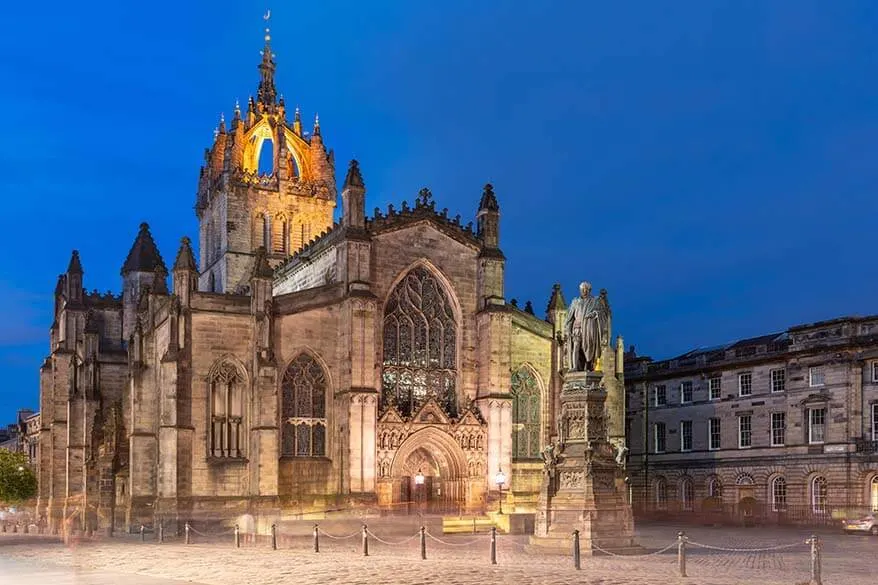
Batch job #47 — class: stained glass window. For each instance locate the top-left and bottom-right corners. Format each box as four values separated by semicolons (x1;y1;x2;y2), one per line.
208;361;245;458
511;367;541;459
382;267;457;417
281;354;327;457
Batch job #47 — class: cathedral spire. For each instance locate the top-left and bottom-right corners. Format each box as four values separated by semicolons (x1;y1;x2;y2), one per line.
257;9;277;108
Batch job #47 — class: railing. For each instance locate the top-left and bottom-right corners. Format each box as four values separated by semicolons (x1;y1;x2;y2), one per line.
854;438;878;453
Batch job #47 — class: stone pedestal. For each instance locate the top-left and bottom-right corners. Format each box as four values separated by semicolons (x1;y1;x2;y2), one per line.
530;371;636;554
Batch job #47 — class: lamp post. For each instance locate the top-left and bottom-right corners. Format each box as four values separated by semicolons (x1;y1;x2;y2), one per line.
495;468;507;515
414;469;425;514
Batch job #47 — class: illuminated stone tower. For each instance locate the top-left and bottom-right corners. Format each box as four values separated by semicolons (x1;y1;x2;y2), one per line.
195;14;336;293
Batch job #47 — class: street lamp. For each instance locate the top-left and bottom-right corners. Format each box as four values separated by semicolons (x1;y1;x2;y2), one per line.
495;468;507;515
414;469;425;514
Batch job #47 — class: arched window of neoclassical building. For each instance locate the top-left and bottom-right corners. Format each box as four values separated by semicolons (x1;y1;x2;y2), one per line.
680;477;695;511
811;475;828;514
771;476;787;512
654;477;668;509
381;266;458;418
707;476;723;499
870;475;878;512
511;366;541;460
208;361;246;458
281;353;327;457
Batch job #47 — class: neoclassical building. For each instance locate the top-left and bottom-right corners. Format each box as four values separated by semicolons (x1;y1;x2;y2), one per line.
36;26;631;533
625;316;878;523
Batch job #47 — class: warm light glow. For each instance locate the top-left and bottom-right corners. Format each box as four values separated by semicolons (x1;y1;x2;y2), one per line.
414;469;425;485
495;469;506;488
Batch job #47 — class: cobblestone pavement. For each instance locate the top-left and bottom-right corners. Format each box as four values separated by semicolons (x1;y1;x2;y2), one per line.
1;523;874;585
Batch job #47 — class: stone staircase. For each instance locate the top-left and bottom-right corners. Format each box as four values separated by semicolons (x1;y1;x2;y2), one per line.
441;515;497;534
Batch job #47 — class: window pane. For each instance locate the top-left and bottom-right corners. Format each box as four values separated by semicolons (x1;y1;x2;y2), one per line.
313;423;326;457
296;423;311;457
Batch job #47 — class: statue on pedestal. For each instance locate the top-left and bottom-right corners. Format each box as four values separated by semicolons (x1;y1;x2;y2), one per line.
564;282;609;372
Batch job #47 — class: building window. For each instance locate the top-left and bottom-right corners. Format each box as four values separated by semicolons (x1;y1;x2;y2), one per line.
709;417;721;451
771;412;786;446
872;404;878;441
511;367;541;460
381;267;458;418
771;477;787;512
707;477;722;499
680;381;693;404
808;407;826;444
281;353;328;457
708;376;722;400
809;366;825;387
811;476;828;514
208;361;245;458
653;385;667;407
871;476;878;512
680;478;695;511
872;362;878;383
738;415;752;448
770;368;786;393
680;420;693;452
738;372;752;397
654;422;666;454
654;477;668;509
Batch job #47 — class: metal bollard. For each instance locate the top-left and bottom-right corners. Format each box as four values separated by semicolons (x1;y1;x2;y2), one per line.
573;529;581;570
362;524;369;557
490;526;497;565
185;522;190;545
158;520;164;543
313;524;320;553
140;524;145;542
806;534;822;585
23;523;29;535
420;526;427;560
677;531;687;578
234;524;240;548
271;523;277;550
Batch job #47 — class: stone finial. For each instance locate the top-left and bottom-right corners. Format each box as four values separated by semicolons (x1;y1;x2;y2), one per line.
524;300;534;315
417;188;433;207
251;246;274;279
479;183;499;212
343;159;365;189
173;236;198;272
67;250;83;274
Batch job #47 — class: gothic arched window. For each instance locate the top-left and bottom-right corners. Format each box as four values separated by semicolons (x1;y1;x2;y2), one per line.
382;266;457;418
281;354;327;457
208;361;245;458
511;367;540;459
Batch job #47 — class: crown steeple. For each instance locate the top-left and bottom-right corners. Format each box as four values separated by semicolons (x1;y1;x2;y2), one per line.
257;10;277;108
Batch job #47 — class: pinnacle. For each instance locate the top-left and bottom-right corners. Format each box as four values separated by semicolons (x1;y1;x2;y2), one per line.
479;183;499;212
251;246;274;279
67;250;83;274
547;283;567;315
173;236;198;272
122;222;167;276
343;159;365;189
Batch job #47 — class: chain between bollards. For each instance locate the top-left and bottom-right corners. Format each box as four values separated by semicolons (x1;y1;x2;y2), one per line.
420;526;427;560
271;523;277;550
362;524;369;556
572;529;581;570
185;522;190;545
234;524;240;548
677;531;687;578
490;526;497;565
806;534;822;585
313;524;320;553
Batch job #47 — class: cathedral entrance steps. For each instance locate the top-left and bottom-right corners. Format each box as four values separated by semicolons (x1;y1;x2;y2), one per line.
277;515;444;538
441;515;497;534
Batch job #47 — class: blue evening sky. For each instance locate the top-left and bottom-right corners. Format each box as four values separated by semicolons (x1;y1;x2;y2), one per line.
1;1;877;421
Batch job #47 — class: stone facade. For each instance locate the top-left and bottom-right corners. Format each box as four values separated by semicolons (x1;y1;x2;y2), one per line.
35;30;625;535
625;316;878;523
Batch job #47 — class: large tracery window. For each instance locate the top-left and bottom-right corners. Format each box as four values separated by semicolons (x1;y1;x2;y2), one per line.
382;266;458;418
511;367;541;459
209;361;245;458
281;354;327;457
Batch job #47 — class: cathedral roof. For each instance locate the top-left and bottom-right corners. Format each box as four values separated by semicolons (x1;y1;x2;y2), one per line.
173;237;198;272
122;223;167;276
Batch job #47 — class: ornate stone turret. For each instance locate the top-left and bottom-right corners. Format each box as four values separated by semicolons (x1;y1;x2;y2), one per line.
66;250;84;305
121;223;166;340
172;237;198;307
476;184;504;309
476;183;500;250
